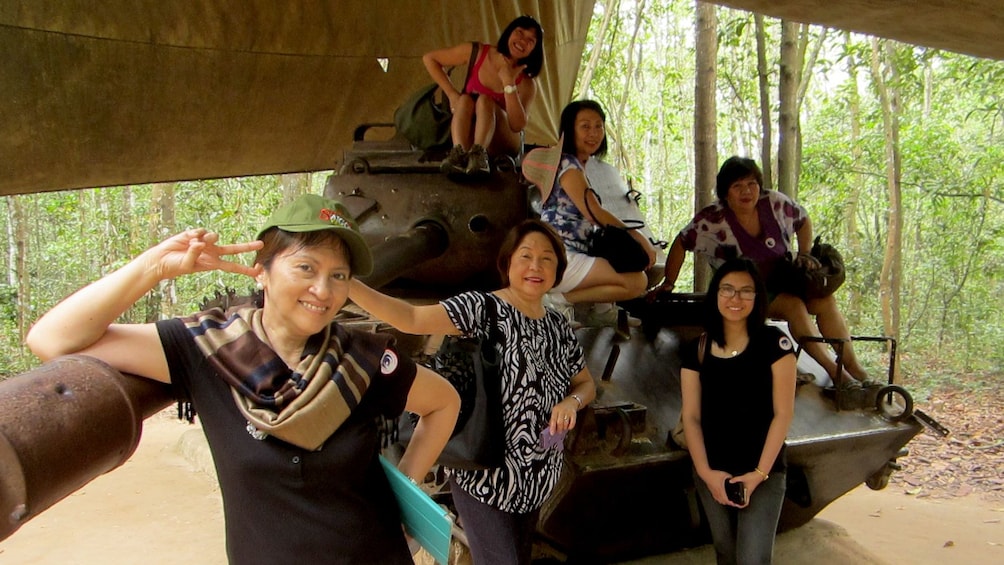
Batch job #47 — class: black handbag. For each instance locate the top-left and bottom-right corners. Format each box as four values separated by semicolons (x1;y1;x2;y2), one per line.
583;188;650;273
427;296;505;470
393;42;480;150
769;236;846;300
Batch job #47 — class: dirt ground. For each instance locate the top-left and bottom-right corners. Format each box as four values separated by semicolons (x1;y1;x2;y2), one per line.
1;390;1002;564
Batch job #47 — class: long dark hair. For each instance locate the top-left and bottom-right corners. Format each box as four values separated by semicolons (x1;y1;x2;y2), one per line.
703;257;768;347
559;100;608;158
497;15;544;78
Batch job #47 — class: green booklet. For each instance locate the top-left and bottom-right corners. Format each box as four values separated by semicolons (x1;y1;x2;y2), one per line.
379;455;453;564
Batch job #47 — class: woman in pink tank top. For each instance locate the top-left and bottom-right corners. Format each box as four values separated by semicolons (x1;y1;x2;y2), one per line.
422;15;544;178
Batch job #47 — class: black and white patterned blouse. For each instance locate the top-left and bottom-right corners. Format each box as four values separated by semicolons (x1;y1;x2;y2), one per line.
441;291;586;514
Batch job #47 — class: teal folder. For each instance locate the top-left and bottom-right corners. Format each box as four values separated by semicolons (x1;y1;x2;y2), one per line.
379;455;453;565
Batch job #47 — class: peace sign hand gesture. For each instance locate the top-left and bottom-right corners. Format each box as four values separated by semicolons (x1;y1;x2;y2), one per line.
145;228;263;282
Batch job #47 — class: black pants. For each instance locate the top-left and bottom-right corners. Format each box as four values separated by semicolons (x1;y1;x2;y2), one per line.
449;476;540;565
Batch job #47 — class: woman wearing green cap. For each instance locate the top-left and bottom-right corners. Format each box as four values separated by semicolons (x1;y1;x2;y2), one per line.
26;193;460;564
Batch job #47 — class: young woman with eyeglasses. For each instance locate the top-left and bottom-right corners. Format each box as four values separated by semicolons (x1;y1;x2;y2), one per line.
680;257;796;564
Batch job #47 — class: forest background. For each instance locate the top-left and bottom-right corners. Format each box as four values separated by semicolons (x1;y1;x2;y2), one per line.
2;1;1002;398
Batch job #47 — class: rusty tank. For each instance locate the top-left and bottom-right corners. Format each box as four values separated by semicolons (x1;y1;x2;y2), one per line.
321;129;939;562
0;129;940;561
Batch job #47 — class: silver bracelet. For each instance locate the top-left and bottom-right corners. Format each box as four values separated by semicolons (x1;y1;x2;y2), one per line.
570;394;583;409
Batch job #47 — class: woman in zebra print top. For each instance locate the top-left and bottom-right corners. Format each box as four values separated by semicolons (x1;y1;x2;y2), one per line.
348;219;595;565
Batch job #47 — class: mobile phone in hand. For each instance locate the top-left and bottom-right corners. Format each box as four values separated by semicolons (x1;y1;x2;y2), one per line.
725;480;746;505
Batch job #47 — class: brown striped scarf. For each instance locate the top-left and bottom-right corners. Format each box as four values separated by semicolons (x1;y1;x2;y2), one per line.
182;306;390;450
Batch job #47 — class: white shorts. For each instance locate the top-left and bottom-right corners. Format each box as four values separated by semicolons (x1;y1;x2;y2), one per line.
553;250;596;294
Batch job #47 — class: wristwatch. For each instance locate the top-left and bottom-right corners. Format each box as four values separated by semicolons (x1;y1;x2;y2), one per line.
503;84;518;95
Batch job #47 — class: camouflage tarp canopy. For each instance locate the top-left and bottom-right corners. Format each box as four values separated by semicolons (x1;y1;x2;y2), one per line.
2;0;1002;196
0;1;595;196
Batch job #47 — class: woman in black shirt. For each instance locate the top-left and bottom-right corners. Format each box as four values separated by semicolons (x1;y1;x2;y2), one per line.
680;257;797;564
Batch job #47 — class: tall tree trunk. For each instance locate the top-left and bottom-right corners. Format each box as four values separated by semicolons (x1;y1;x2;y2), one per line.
145;183;175;322
777;23;825;200
923;59;933;120
754;14;772;191
280;173;311;202
843;32;863;327
776;21;799;198
794;26;827;189
870;38;903;381
160;183;177;318
614;0;647;154
4;197;15;288
11;196;29;347
577;0;619;98
694;1;718;291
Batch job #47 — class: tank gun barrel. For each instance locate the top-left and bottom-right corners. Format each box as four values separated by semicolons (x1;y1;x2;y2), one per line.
0;355;172;541
360;220;449;289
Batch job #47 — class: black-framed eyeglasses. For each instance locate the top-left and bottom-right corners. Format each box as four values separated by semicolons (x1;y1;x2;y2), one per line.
718;285;756;301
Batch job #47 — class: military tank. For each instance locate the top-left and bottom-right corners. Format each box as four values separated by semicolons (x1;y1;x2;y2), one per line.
0;129;939;560
322;128;939;562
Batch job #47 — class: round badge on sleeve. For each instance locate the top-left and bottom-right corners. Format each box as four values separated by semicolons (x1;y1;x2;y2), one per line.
380;350;399;374
778;336;793;351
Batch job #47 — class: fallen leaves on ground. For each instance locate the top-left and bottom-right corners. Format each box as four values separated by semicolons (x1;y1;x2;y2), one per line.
891;382;1004;502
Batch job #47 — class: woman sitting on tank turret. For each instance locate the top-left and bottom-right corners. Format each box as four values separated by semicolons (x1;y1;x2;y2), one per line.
424;15;544;177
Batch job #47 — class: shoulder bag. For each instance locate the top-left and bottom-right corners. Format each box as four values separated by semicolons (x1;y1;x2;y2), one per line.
671;333;707;451
394;42;480;150
769;235;846;300
427;295;505;470
583;187;650;273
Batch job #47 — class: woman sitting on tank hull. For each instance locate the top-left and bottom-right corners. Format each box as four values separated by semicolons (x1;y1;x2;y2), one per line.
653;156;878;403
538;99;657;326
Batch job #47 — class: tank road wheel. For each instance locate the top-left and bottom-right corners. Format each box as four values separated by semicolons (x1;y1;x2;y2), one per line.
865;459;902;490
347;157;371;175
875;384;913;423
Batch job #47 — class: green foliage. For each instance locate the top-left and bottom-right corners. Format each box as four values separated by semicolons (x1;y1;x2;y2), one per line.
1;173;326;378
579;1;1004;389
5;2;1003;394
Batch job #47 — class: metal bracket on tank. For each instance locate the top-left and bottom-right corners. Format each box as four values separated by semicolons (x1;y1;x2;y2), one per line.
913;409;950;437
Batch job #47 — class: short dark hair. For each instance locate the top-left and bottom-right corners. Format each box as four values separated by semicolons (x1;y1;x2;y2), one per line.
496;219;567;288
715;156;764;201
256;229;349;272
703;257;768;347
497;15;544;78
253;229;350;308
559;100;608;159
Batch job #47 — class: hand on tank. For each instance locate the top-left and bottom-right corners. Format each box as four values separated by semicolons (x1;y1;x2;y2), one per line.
645;279;674;303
